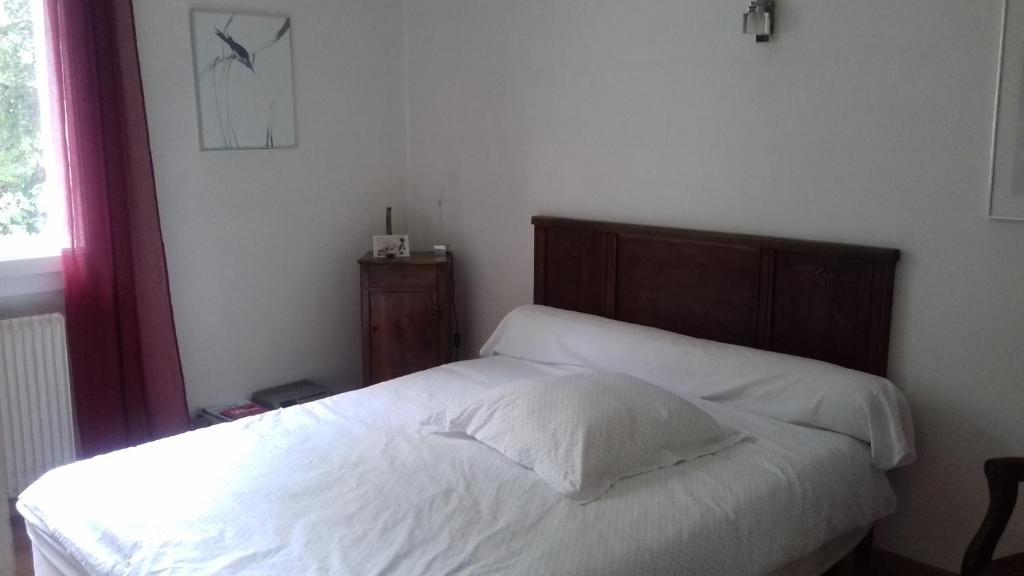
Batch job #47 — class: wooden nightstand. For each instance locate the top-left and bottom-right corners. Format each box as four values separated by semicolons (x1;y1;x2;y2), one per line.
359;251;455;386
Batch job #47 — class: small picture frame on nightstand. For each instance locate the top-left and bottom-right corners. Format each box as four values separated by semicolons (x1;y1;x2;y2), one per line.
372;235;409;258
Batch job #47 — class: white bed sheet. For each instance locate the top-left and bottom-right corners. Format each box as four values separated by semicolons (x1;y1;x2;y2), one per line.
18;357;897;576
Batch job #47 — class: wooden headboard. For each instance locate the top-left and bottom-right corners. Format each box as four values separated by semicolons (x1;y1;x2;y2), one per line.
533;216;900;377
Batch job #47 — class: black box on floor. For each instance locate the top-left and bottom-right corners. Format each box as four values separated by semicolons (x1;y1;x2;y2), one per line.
252;379;332;409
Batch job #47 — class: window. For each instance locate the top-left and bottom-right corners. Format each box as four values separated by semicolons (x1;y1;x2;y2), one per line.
0;0;64;262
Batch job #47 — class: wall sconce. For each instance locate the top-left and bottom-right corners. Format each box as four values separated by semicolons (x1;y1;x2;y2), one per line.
742;0;774;43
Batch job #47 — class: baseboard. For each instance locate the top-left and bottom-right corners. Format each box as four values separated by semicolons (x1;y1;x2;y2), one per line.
871;547;956;576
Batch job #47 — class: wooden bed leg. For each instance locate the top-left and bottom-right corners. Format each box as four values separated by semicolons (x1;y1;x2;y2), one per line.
853;528;874;575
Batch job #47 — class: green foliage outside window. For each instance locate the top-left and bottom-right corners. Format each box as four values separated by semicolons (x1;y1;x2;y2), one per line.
0;0;46;236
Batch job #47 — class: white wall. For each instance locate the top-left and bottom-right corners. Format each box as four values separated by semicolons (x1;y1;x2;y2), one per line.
404;0;1024;570
134;0;407;411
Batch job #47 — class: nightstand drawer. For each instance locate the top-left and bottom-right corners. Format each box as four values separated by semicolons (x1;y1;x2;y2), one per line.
365;264;437;289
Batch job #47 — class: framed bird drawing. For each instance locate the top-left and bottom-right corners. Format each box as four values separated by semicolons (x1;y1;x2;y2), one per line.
190;10;296;150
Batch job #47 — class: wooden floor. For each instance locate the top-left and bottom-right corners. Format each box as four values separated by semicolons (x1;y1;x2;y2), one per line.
11;513;33;576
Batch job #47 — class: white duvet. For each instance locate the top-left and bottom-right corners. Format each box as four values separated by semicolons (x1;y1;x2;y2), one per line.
18;357;896;576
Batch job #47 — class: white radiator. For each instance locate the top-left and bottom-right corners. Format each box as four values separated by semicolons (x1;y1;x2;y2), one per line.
0;313;75;497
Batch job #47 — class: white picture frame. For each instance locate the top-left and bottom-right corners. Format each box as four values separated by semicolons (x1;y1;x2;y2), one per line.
989;0;1024;220
190;10;296;150
372;235;410;258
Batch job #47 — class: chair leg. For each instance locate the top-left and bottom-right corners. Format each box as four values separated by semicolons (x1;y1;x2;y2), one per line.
962;458;1023;576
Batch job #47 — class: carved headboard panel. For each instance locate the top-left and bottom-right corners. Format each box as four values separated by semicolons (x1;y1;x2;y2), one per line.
533;216;900;376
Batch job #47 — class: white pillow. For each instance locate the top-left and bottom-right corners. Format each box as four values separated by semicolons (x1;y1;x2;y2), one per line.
422;371;745;503
479;305;915;470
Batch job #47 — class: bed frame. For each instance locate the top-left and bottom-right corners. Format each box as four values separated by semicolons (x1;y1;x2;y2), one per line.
533;216;901;574
533;216;900;377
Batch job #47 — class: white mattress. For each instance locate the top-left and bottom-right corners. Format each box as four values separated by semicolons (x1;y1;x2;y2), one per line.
18;357;897;576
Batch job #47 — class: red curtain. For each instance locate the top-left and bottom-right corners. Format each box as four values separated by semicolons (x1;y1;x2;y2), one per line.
45;0;189;457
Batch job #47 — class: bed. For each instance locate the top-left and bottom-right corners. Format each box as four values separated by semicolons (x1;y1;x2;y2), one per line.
17;216;913;576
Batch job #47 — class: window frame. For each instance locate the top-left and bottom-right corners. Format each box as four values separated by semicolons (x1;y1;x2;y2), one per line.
0;254;62;298
0;0;68;271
